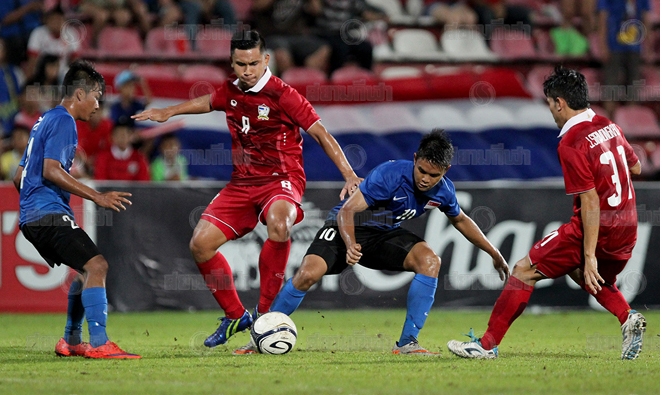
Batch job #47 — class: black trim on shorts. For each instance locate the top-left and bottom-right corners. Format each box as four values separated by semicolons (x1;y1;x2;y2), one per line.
305;221;425;275
20;213;101;272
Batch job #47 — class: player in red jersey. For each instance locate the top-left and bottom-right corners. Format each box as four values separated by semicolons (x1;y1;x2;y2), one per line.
133;30;361;348
448;66;646;360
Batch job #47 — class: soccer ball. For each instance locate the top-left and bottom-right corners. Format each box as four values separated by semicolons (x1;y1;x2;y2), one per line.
250;312;297;355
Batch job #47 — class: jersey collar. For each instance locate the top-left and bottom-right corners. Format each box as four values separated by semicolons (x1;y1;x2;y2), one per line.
233;67;272;93
558;108;595;138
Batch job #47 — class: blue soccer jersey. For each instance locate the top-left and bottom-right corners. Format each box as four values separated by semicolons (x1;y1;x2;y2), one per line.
18;106;77;226
327;160;461;230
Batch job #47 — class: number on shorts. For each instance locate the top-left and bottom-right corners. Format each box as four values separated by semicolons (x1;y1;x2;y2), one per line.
62;215;80;229
281;180;292;191
319;228;336;241
539;230;559;247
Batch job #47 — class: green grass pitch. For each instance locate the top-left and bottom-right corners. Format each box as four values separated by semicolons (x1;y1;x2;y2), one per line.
0;309;658;395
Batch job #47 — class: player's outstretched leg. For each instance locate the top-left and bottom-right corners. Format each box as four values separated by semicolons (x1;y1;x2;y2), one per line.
394;243;440;356
55;274;90;357
448;257;536;359
81;256;141;359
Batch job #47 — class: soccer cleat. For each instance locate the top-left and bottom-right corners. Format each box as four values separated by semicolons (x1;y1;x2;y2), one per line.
233;339;258;355
54;338;90;357
204;310;253;348
392;338;439;356
447;328;498;359
84;341;141;359
621;310;646;360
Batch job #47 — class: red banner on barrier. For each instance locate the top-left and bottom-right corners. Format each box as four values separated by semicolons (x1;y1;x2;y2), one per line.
0;184;83;312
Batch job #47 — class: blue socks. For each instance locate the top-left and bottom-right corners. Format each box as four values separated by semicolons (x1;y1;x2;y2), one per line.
398;274;438;347
270;279;307;315
82;287;109;347
64;278;85;345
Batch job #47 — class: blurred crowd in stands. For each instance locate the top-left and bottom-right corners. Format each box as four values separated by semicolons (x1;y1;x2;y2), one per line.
0;0;659;182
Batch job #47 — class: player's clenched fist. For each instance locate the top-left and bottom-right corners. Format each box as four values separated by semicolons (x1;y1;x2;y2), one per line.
346;243;362;265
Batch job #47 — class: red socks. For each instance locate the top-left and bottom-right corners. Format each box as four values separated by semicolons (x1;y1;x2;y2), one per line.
196;252;244;319
258;239;291;314
481;276;534;350
584;283;631;325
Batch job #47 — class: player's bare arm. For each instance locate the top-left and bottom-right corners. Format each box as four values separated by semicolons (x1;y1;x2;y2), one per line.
42;158;132;212
579;188;603;294
306;121;362;199
131;94;213;122
337;188;369;265
630;161;642;175
448;209;510;281
12;165;22;192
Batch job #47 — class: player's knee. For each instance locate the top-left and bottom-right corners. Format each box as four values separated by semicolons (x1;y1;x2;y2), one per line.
292;268;320;291
416;253;441;277
84;256;108;277
189;236;212;263
512;258;537;282
267;221;291;242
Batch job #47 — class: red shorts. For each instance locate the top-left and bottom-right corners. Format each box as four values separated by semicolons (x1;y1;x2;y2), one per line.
528;222;628;285
201;179;305;240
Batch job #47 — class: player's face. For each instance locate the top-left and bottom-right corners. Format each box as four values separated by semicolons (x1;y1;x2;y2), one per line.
78;84;102;122
413;157;447;192
231;47;269;90
546;97;564;128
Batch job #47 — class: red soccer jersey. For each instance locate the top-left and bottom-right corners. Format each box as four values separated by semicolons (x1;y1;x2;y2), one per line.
557;109;639;260
94;147;150;181
210;68;320;186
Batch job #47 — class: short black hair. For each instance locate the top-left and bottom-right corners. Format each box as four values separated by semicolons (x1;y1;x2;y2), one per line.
416;129;454;169
543;65;589;110
61;60;105;98
230;30;266;54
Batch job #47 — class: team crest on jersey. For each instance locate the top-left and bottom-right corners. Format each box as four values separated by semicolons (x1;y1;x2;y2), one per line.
424;200;441;210
257;104;270;120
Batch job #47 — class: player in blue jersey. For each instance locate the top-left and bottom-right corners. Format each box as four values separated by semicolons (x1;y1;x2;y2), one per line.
12;60;140;359
236;130;511;355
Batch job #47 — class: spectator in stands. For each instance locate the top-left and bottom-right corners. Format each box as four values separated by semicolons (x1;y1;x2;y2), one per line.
76;100;112;176
0;0;43;66
310;0;387;75
25;54;61;112
94;124;150;181
469;0;532;40
26;6;80;80
425;0;478;27
597;0;651;117
548;0;594;57
150;133;188;181
14;87;42;131
177;0;235;50
110;69;152;128
79;0;153;38
251;0;330;74
0;125;29;180
0;37;22;138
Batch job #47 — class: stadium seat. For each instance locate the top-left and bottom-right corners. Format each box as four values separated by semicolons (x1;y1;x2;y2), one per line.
418;104;470;131
590;104;609;119
440;29;497;62
195;28;232;60
588;32;605;61
281;67;327;86
145;27;192;55
614;105;660;138
366;0;414;24
392;29;447;61
526;65;554;99
579;67;601;101
466;104;516;130
330;65;378;84
532;29;560;61
490;29;536;60
370;104;420;132
379;66;422;80
133;64;180;80
229;0;251;21
97;27;144;57
181;65;227;82
642;66;660;100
